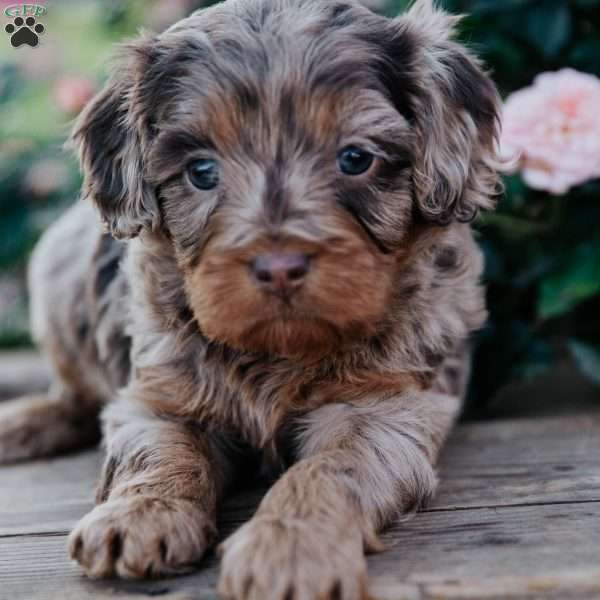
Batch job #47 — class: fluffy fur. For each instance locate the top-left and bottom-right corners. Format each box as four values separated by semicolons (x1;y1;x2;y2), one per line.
0;0;502;598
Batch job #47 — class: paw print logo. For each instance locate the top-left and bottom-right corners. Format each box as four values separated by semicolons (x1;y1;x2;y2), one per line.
5;16;45;48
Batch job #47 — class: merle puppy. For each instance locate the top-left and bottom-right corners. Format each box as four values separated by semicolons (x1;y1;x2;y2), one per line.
0;0;502;598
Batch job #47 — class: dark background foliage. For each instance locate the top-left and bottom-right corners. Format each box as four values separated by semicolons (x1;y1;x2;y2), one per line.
1;0;599;414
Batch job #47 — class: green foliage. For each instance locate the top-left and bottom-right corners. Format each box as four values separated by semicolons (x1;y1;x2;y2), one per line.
539;242;600;320
0;1;208;346
1;0;599;410
569;340;600;386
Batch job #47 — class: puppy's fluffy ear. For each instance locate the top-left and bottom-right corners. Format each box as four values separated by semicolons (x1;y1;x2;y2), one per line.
71;36;161;239
388;0;502;224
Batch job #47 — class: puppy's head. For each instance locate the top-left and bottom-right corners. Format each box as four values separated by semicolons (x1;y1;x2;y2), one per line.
73;0;501;358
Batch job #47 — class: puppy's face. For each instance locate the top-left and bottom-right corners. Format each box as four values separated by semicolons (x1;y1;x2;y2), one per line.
151;75;411;357
74;0;501;358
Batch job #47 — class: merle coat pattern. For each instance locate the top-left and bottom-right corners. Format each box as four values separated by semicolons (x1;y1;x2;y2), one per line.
0;1;502;598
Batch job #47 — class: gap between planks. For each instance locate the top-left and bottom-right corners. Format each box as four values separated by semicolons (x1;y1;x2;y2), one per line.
3;496;600;542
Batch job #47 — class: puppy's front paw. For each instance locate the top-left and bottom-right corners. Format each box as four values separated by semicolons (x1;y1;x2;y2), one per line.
217;515;368;600
68;496;216;579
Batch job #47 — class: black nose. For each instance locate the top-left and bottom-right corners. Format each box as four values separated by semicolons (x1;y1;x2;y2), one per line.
250;253;310;296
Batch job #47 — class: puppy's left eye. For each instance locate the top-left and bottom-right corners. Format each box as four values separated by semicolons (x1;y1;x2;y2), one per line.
337;146;374;176
187;159;220;190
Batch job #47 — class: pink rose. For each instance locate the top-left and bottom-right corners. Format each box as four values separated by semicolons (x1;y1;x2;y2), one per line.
53;76;95;115
501;69;600;195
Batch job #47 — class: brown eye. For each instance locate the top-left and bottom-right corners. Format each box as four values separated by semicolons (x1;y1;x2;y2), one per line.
338;146;374;176
187;159;220;190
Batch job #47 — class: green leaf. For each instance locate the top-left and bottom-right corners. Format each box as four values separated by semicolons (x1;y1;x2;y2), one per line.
479;213;549;237
538;242;600;320
470;0;536;13
569;39;600;77
521;0;571;58
483;36;525;71
569;340;600;387
512;337;554;381
384;0;412;16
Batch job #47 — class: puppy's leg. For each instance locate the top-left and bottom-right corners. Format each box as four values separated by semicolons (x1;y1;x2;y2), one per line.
0;386;100;464
69;397;237;579
218;389;460;600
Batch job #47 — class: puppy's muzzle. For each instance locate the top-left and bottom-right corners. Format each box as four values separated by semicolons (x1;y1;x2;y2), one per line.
249;252;311;299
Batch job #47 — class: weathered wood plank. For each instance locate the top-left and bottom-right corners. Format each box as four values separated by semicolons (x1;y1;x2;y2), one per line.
0;534;221;600
2;415;600;536
372;502;600;583
0;450;264;538
2;414;600;599
431;414;600;510
0;450;101;536
371;570;600;600
2;502;600;600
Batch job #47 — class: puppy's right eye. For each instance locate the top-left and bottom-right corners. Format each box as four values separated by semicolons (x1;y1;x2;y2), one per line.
187;159;220;190
338;146;374;176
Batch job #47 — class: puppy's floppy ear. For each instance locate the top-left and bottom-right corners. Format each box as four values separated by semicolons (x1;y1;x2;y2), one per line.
71;35;161;239
386;0;502;224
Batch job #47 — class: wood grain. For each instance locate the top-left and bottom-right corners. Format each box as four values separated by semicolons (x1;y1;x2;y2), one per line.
1;415;600;600
2;502;600;600
0;451;100;536
431;414;600;510
3;415;599;536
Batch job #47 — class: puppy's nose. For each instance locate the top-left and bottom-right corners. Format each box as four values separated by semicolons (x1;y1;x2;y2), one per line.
250;253;310;296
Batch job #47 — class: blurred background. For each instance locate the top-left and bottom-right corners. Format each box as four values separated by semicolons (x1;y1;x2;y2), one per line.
1;0;599;417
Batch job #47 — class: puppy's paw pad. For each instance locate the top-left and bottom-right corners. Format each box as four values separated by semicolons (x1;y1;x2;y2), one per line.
217;515;368;600
69;496;215;579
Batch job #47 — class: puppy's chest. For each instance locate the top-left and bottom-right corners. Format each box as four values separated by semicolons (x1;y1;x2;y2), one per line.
172;348;415;451
187;353;322;449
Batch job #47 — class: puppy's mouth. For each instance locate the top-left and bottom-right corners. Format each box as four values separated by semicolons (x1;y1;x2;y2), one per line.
186;233;394;358
236;313;345;358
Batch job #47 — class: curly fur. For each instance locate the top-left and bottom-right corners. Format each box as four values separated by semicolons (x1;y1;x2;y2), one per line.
0;1;503;598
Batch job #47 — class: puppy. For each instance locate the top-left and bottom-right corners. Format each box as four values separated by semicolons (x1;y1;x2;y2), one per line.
0;0;502;597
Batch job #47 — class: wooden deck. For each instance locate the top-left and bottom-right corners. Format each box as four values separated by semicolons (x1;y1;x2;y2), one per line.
1;412;600;600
